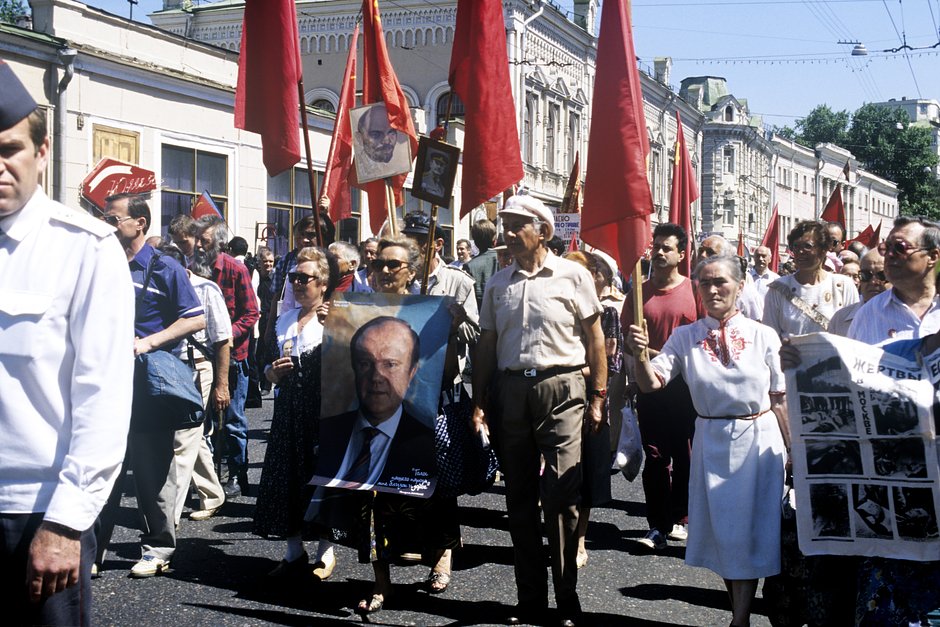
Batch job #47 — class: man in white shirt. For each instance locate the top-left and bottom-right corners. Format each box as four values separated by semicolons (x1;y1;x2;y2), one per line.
0;62;135;625
749;245;779;300
848;217;940;344
829;249;890;336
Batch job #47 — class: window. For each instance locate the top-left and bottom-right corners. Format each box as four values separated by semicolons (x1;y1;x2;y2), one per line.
567;112;580;170
723;199;736;225
523;97;535;163
267;167;312;258
724;106;734;122
161;145;228;238
545;104;558;171
723;147;735;174
435;91;465;128
311;99;336;115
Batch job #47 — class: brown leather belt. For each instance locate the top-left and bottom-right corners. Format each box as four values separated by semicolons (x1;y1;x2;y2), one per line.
504;365;584;378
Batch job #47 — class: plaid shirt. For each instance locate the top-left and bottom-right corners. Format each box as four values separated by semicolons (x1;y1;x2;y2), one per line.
211;252;259;361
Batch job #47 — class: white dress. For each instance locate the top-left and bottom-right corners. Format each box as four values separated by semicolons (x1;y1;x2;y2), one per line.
651;313;787;579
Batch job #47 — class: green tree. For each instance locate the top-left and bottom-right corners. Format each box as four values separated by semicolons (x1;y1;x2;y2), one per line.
847;104;940;218
794;105;850;147
0;0;28;23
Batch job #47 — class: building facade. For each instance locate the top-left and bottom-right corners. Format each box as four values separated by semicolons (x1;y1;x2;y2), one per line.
872;97;940;179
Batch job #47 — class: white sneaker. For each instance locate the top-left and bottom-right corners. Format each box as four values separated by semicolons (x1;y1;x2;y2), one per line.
130;555;170;578
637;529;667;550
667;523;688;541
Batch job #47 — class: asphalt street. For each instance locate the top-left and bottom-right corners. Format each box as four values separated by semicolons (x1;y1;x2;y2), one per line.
93;397;774;626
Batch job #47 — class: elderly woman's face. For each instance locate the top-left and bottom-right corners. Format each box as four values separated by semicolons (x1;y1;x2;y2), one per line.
373;245;414;294
291;260;327;308
697;262;742;320
790;231;827;272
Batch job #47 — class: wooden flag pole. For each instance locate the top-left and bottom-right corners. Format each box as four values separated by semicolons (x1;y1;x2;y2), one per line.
385;179;398;235
632;258;648;363
420;204;439;295
297;78;323;247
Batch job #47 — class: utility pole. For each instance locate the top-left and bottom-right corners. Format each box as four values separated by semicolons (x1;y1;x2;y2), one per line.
128;0;138;21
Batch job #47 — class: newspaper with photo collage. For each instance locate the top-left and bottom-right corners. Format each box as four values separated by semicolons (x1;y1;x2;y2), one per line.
786;333;940;560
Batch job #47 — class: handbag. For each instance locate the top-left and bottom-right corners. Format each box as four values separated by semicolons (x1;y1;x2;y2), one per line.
131;251;205;432
434;384;499;498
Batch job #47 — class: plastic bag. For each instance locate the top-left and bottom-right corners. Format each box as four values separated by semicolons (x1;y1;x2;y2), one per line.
615;403;643;482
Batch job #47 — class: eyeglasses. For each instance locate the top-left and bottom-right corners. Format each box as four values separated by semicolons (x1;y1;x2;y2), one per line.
102;215;134;227
371;259;407;272
791;242;822;254
288;272;319;285
878;240;924;258
859;269;888;283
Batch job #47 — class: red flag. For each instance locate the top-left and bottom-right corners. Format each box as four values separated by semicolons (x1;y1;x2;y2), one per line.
668;111;699;276
760;203;780;273
581;0;653;274
872;220;882;247
322;25;359;222
843;160;851;182
559;152;581;214
234;0;302;177
737;231;746;258
821;186;845;228
850;220;883;249
567;232;579;253
191;191;224;220
359;0;418;232
449;0;524;217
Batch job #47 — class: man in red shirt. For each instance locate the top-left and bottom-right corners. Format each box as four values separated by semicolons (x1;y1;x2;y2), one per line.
195;217;259;497
622;223;699;549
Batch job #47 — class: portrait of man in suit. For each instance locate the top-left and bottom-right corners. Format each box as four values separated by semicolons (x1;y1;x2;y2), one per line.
314;316;436;496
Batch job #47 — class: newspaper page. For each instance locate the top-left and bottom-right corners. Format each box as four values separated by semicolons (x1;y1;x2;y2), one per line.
786;333;940;560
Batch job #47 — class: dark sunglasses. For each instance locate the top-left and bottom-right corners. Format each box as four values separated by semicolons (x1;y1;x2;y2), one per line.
371;259;406;272
102;215;134;227
859;269;888;283
878;240;924;258
288;272;319;285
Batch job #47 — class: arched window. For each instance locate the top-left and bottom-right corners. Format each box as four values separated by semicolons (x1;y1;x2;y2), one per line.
435;91;465;127
724;106;734;122
311;99;336;114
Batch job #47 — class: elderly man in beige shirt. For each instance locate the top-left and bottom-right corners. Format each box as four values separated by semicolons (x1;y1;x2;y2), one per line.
472;195;606;627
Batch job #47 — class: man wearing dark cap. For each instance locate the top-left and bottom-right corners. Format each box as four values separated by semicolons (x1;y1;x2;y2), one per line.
0;60;135;624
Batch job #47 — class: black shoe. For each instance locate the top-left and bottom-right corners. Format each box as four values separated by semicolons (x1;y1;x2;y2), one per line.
223;475;242;498
506;603;548;626
267;552;309;578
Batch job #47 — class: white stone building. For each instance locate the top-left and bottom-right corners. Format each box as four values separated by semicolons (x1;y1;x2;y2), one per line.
4;0;338;255
872;97;940;179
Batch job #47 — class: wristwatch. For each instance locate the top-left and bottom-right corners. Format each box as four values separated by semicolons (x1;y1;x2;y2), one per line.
590;389;607;399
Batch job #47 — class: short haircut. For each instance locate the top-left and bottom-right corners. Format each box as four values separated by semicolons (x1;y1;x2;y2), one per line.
256;245;274;260
547;236;565;256
27;109;46;151
378;235;421;274
360;237;379;253
470;219;497;251
350;316;420;370
652;222;688;252
456;238;471;249
787;220;831;251
293;212;336;247
693;254;744;283
228;236;249;257
168;213;197;238
894;215;940;252
106;193;152;231
826;221;845;238
329;240;360;267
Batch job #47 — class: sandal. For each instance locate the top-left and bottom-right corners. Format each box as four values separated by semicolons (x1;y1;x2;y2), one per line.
427;570;451;594
356;593;385;615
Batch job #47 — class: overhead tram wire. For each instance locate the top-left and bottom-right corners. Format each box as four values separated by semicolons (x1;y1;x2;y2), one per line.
881;0;924;97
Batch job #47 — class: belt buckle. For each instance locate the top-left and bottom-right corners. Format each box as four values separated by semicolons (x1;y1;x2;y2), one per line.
523;368;537;378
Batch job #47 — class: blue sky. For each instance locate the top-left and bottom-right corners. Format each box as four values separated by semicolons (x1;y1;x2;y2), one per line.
87;0;940;127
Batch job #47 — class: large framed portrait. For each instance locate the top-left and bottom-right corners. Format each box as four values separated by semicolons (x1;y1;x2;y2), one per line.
309;292;452;498
410;136;460;207
350;103;414;184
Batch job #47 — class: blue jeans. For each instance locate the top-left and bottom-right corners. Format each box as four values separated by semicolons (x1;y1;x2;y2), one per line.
224;359;250;474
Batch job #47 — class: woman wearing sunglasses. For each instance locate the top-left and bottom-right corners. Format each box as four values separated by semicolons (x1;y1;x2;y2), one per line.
253;247;341;581
763;220;859;337
345;235;463;615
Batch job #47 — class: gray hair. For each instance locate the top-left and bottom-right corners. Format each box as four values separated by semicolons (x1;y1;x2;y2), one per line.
378;235;421;273
693;255;744;283
329;240;361;268
894;216;940;252
195;215;230;247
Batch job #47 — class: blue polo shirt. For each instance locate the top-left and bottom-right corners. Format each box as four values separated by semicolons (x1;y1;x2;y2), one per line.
130;244;203;347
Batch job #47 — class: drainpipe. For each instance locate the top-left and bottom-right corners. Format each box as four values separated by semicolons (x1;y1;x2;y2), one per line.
54;47;77;204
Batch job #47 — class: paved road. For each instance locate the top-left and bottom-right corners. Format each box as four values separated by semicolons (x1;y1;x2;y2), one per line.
93;398;773;626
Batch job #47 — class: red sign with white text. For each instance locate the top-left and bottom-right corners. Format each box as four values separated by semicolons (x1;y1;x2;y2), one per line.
81;158;157;211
